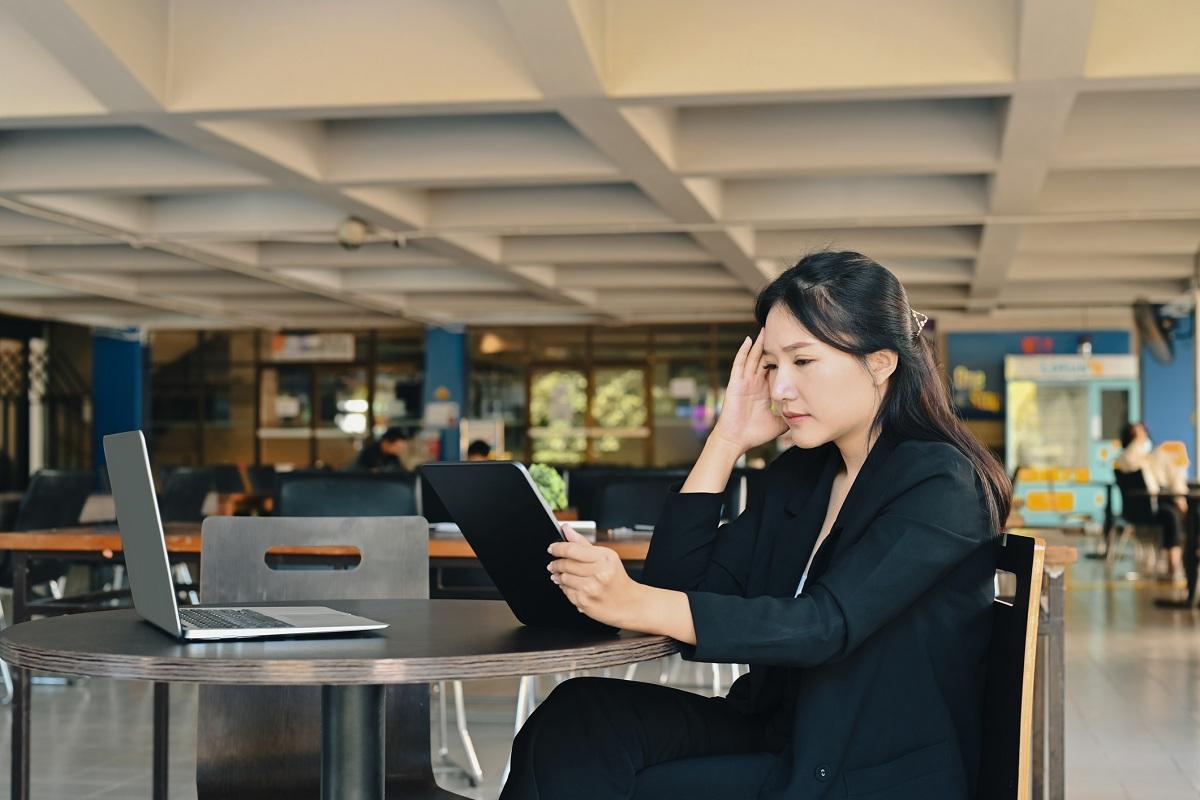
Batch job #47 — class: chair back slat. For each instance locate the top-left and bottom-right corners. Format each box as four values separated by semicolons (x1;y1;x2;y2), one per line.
196;516;429;799
979;532;1045;800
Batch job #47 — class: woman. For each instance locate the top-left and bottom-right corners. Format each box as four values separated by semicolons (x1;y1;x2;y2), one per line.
502;251;1009;800
1115;421;1187;581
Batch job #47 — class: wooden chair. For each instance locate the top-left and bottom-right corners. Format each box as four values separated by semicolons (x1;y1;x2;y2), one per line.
979;531;1045;800
195;515;459;799
628;533;1045;799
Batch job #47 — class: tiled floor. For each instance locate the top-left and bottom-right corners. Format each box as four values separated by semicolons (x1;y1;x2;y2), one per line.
1;543;1198;799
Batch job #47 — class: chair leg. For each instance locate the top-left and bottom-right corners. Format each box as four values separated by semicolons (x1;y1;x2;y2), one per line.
452;680;483;786
658;654;676;684
503;675;539;788
0;597;12;705
435;681;449;761
711;663;721;696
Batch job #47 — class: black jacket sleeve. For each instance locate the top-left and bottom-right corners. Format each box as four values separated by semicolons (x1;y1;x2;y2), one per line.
640;489;760;596
683;444;991;667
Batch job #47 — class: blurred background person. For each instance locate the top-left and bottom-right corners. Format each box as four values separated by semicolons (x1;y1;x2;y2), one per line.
1115;421;1187;581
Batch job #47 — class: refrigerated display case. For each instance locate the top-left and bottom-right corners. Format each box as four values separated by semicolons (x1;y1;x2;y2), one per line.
1005;354;1139;527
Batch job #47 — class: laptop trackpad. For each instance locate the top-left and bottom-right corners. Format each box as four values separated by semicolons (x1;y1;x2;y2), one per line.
255;607;360;626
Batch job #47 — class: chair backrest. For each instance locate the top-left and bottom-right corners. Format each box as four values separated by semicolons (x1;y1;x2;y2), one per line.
979;532;1045;800
595;479;674;530
1114;468;1156;525
275;470;416;517
159;467;214;523
14;469;92;531
197;516;430;799
210;463;247;493
567;467;690;520
246;463;278;494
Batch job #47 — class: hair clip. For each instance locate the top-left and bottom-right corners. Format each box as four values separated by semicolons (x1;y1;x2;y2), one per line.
911;309;928;338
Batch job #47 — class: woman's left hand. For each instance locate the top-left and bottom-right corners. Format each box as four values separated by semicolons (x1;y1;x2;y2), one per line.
548;525;648;630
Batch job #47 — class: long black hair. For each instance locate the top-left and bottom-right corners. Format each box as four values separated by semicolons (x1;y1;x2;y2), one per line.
754;250;1011;534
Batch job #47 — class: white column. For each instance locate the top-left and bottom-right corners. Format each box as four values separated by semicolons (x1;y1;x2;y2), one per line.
27;338;45;475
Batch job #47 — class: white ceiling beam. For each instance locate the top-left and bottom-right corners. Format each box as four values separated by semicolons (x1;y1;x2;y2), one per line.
970;0;1098;306
497;0;772;293
0;240;273;325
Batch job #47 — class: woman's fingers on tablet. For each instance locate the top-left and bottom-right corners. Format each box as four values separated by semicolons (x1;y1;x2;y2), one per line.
548;559;595;577
548;541;602;562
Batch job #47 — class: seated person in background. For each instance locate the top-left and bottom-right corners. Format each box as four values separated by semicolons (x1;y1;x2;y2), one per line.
350;426;412;473
466;439;492;461
1116;421;1187;580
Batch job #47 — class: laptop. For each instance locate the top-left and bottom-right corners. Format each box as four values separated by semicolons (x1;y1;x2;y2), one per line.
420;461;615;632
103;430;388;641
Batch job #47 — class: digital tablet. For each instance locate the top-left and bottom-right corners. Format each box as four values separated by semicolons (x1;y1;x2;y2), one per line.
419;462;616;632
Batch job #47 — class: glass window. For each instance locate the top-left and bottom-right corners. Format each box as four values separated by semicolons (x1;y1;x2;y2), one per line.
317;367;369;433
1100;389;1130;441
259;367;312;429
374;366;424;436
529;368;587;464
201;365;256;465
1008;381;1090;469
591;366;649;466
468;361;525;459
652;362;712;467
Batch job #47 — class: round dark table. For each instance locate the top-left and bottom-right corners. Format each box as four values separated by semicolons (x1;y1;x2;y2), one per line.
0;599;676;800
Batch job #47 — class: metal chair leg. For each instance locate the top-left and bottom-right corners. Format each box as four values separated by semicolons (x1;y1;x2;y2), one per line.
452;680;484;786
0;597;12;704
436;680;450;761
503;675;540;787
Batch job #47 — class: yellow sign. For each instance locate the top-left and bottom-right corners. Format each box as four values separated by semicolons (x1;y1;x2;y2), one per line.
1026;492;1075;512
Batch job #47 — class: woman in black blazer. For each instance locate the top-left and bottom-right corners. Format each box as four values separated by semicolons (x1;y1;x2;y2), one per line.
501;251;1011;800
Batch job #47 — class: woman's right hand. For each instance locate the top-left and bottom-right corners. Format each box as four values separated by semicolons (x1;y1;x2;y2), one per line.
710;330;788;454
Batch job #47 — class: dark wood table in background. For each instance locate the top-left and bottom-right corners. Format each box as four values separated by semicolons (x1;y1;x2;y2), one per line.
0;599;675;800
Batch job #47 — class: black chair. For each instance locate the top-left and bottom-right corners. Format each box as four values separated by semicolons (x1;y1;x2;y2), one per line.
1109;469;1163;572
594;479;674;531
159;467;214;523
566;468;690;521
12;469;92;532
2;469;94;585
211;464;246;494
275;471;417;517
246;464;278;495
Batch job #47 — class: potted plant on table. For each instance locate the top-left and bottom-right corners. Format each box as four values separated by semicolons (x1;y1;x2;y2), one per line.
528;463;576;521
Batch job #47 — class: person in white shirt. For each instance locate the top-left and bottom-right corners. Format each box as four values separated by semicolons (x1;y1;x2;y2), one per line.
1115;421;1187;580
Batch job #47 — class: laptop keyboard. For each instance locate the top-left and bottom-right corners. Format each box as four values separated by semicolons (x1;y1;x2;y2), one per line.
180;608;294;630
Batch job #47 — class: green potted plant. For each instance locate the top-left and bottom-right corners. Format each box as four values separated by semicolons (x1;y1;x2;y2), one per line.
528;463;575;519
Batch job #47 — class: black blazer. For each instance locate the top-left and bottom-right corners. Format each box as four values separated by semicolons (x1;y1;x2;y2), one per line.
642;432;996;800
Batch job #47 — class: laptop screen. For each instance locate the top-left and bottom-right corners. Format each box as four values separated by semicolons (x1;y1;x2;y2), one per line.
102;431;182;637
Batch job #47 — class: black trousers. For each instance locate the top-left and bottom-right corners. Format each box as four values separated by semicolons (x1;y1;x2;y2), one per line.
500;676;778;800
1158;504;1184;549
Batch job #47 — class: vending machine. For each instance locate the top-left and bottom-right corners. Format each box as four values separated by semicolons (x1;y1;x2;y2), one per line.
1005;354;1139;528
